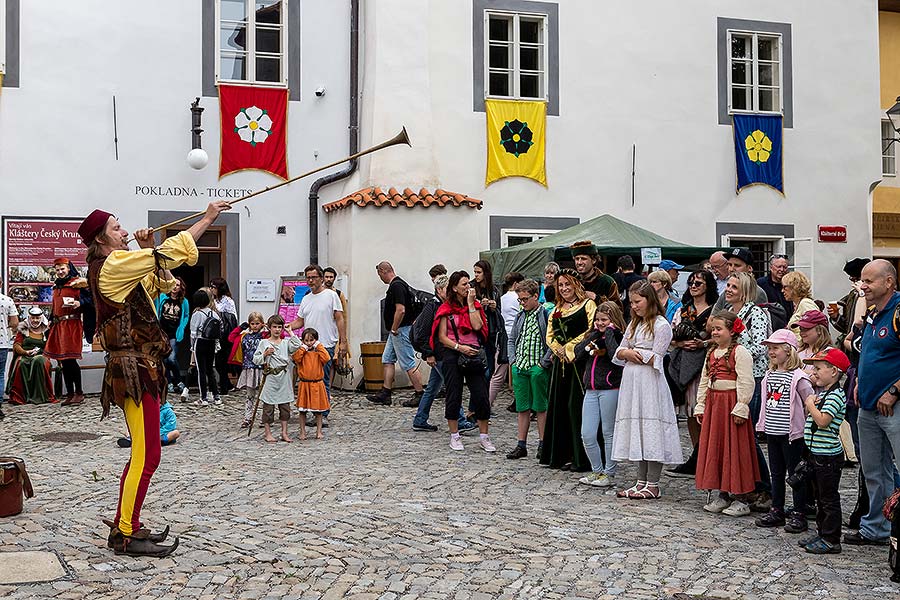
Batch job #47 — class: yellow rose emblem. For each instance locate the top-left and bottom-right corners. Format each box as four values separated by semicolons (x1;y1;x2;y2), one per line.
744;129;773;164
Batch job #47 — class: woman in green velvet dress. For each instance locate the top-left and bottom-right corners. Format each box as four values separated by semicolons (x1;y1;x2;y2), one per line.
539;269;595;471
7;308;55;405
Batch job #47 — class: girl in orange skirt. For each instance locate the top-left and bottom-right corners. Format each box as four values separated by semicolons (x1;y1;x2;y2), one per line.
292;328;331;440
695;311;760;517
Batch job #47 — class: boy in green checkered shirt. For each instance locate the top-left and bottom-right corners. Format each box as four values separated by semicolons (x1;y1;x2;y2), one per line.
799;348;850;555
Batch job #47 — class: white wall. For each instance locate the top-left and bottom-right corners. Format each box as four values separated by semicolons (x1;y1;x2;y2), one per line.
0;0;352;319
346;0;881;306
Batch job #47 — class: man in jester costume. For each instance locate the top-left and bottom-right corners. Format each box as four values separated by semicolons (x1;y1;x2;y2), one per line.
78;201;229;557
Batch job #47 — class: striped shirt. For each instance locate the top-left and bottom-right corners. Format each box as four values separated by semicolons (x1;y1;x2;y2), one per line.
804;388;846;456
515;309;543;370
763;370;794;436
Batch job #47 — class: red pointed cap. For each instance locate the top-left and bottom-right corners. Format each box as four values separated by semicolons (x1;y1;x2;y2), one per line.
78;209;114;245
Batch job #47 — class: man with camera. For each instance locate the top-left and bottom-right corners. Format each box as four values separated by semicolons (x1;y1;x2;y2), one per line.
848;259;900;547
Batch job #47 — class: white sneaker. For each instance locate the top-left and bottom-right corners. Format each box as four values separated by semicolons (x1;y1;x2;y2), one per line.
579;472;604;486
703;497;731;513
588;473;614;487
194;399;209;407
450;435;464;452
722;500;751;517
213;398;223;406
479;435;497;453
180;388;190;402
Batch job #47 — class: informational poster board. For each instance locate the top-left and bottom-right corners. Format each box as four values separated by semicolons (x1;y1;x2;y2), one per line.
276;277;309;324
246;279;277;302
640;247;662;265
2;217;86;318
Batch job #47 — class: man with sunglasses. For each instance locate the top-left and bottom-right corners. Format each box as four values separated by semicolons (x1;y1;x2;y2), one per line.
757;254;792;316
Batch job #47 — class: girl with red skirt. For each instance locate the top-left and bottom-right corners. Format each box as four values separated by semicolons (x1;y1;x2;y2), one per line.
695;311;760;517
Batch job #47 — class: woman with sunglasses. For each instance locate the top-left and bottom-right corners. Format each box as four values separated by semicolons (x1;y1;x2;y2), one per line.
665;270;718;478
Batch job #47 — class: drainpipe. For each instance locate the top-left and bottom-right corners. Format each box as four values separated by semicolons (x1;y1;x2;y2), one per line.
309;0;360;265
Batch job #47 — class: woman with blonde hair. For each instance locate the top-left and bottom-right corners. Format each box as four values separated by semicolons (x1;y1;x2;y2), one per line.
781;271;818;335
648;270;681;323
539;268;596;471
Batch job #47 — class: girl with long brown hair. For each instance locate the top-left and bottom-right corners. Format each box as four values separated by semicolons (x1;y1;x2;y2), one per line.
611;281;682;499
694;311;760;516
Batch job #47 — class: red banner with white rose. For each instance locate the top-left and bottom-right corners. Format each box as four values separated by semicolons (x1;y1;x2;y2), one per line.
218;84;288;180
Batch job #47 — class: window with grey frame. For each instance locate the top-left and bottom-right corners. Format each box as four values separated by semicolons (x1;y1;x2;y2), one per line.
218;0;287;85
728;30;782;114
485;12;547;100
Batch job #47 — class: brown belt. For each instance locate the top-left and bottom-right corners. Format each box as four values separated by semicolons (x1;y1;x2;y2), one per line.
298;377;323;383
107;350;161;369
55;315;79;321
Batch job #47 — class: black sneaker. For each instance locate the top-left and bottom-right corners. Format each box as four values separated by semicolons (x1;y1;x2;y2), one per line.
798;534;820;547
805;539;841;554
536;441;543;461
506;400;517;413
843;531;889;546
754;508;786;528
117;437;132;448
664;461;695;478
412;423;438;432
506;445;528;459
401;392;423;408
457;420;477;434
784;511;808;534
749;491;772;513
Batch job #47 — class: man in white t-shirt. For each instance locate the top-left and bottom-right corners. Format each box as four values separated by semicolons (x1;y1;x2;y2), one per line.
0;286;20;418
289;265;347;421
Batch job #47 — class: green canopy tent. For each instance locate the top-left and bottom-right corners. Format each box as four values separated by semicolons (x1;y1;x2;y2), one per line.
480;214;722;279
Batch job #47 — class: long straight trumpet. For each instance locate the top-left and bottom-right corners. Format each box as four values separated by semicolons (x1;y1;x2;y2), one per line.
129;127;411;242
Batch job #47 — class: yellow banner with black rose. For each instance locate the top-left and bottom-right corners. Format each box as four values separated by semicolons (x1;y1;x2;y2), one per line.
485;99;547;186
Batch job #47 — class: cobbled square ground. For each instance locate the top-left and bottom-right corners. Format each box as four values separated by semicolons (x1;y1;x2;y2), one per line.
1;389;898;599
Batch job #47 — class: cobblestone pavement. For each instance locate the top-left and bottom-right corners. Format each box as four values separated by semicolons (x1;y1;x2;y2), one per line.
1;389;898;600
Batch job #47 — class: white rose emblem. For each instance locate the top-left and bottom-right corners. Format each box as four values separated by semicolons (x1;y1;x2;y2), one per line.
234;106;273;147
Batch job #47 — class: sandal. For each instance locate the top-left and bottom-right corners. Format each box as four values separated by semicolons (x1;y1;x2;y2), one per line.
627;484;661;499
616;481;646;498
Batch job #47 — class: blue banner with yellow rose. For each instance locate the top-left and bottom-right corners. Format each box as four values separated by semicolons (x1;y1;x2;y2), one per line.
733;113;783;194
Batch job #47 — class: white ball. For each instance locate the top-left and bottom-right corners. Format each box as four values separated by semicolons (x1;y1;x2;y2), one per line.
187;148;209;170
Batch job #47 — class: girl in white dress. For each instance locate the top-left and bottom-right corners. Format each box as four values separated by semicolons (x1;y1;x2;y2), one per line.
612;280;683;499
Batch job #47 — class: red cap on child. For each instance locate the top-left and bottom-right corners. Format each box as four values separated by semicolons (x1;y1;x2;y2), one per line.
802;348;851;373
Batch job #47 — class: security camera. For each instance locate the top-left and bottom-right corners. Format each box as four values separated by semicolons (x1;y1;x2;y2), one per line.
315;86;326;97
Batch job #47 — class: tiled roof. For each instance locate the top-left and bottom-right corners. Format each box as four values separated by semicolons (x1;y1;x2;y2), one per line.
322;187;483;213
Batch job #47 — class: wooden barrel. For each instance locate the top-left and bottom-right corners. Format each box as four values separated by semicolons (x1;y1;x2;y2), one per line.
359;341;386;391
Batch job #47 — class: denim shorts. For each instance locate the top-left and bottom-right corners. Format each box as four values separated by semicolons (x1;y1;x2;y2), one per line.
382;326;416;371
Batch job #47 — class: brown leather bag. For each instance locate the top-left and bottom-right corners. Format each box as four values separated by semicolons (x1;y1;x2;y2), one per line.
0;457;34;517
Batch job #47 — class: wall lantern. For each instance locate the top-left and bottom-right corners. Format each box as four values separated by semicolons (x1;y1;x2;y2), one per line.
187;97;209;170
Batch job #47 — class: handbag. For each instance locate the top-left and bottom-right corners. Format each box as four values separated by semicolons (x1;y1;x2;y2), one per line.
0;457;34;518
448;315;487;372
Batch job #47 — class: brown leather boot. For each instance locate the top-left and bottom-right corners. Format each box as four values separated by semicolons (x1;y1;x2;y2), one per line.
104;519;171;547
109;527;179;557
70;393;85;405
60;394;75;406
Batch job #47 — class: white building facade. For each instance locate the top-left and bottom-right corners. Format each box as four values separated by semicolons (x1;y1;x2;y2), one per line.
0;0;884;387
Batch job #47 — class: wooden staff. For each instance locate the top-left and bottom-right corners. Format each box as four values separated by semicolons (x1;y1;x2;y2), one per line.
128;127;411;242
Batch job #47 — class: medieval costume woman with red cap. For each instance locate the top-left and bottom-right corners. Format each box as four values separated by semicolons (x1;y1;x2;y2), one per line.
7;307;55;405
79;201;229;557
44;258;89;405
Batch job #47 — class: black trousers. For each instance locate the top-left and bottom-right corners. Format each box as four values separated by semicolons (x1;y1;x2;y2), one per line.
811;453;844;544
60;358;82;395
767;434;807;512
214;344;233;394
195;340;219;401
440;352;490;422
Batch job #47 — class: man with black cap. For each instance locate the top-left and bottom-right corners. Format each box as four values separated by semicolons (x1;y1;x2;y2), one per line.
79;201;229;557
712;248;768;314
569;241;621;308
828;258;869;339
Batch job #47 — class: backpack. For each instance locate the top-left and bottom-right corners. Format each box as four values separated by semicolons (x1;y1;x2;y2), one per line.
198;309;221;341
405;284;434;322
411;300;436;354
219;311;238;342
757;302;788;332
